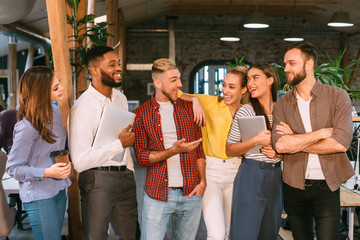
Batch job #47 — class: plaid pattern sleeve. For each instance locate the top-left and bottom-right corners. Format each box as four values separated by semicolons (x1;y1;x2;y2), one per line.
133;96;205;201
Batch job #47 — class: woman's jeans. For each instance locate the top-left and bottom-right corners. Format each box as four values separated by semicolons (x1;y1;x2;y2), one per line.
23;189;67;240
203;156;241;240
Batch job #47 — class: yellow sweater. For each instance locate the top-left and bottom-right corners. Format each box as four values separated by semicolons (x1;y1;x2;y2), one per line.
178;90;234;159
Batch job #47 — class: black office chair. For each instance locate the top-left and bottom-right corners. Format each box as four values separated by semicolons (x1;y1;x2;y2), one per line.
0;109;17;154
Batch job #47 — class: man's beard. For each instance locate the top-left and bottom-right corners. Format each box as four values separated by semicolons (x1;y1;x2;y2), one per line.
288;65;306;86
161;89;176;102
101;70;122;88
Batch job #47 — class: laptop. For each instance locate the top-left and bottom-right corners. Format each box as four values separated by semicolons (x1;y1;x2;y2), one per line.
92;105;136;149
237;115;267;154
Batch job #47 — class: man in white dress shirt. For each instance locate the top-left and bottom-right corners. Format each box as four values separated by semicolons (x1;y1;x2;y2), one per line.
69;46;137;240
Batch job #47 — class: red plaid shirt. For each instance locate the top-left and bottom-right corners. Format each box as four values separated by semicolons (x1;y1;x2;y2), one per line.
133;95;205;201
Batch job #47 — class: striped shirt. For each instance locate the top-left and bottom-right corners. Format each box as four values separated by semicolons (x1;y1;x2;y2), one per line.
133;95;205;201
227;104;280;163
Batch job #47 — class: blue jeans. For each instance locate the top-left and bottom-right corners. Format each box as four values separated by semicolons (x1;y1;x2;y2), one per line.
141;188;203;240
23;189;67;240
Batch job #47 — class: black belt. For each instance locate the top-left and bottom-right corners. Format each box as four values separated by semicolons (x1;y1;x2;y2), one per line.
244;159;281;168
170;187;183;191
304;179;327;187
91;166;127;171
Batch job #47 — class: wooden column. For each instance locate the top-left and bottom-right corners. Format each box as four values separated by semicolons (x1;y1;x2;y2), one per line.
106;0;118;47
45;1;82;240
8;36;17;109
168;18;176;63
67;0;87;99
117;9;127;93
45;0;73;125
350;49;360;88
87;0;95;48
340;32;349;86
25;45;35;71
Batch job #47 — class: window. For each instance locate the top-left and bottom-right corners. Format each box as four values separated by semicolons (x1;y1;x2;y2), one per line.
190;60;231;96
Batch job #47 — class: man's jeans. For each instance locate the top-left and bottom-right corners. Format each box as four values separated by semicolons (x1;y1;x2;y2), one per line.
23;189;67;240
141;188;203;240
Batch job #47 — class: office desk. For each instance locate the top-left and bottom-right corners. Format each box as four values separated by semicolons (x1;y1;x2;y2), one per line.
2;173;19;194
353;117;360;122
340;186;360;240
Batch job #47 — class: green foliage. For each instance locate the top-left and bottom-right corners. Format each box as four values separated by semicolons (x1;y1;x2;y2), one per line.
270;63;290;91
225;57;246;68
66;0;113;68
315;49;360;101
227;49;360;100
347;135;358;162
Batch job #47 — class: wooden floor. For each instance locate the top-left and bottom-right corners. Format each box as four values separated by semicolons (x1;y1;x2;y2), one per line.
279;227;294;240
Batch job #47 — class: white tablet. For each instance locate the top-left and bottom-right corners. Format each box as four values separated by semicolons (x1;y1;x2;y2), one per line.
237;115;267;154
92;105;135;149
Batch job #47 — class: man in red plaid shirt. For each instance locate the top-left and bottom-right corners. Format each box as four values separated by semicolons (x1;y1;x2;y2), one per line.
133;58;206;240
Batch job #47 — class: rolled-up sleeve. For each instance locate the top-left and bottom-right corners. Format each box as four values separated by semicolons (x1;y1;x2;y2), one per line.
195;123;205;160
133;113;152;167
331;89;353;149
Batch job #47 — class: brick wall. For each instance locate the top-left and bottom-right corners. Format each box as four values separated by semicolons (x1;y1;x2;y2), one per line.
125;15;360;105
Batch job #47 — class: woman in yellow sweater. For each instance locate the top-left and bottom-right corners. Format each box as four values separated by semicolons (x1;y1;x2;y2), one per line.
179;66;248;240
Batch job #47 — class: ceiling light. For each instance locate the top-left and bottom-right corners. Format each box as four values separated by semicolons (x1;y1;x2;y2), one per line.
220;29;240;42
243;13;269;29
328;11;354;27
220;36;240;42
284;30;304;42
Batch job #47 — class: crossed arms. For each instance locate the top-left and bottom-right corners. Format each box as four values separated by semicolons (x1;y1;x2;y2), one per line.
273;89;352;155
274;123;347;154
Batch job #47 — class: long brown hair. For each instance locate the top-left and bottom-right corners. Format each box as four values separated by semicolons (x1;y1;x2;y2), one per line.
247;63;279;130
18;66;56;143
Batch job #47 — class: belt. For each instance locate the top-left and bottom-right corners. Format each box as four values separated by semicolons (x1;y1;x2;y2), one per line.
91;166;127;171
244;158;281;168
169;187;183;191
304;179;327;188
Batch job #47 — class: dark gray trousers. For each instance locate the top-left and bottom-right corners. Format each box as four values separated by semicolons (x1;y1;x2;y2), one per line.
79;168;138;240
230;158;282;240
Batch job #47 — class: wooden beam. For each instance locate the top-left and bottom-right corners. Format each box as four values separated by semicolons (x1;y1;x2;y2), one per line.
8;37;17;109
46;0;73;127
126;64;153;71
168;18;176;63
87;0;95;48
117;9;127;93
25;45;35;72
68;0;88;99
340;33;349;86
106;0;118;47
45;2;82;240
350;49;360;88
165;4;323;16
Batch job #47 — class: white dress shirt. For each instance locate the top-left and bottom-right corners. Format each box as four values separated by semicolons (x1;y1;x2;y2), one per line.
69;84;133;173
